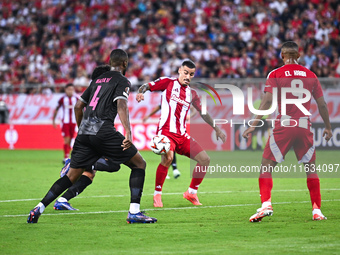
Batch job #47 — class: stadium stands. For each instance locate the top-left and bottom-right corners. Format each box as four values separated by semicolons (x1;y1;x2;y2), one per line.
0;0;339;93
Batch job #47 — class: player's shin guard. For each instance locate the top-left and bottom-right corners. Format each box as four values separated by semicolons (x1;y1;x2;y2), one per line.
155;164;169;192
61;175;92;201
41;175;73;207
307;173;321;209
129;168;145;204
259;172;273;203
189;163;207;191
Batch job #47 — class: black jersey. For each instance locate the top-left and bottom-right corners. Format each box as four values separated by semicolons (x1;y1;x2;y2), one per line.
78;70;131;135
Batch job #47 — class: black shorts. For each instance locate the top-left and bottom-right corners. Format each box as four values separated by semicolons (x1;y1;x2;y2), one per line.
70;129;138;170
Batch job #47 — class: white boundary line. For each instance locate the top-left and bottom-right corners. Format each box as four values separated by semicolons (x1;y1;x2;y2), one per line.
1;188;340;203
3;199;340;218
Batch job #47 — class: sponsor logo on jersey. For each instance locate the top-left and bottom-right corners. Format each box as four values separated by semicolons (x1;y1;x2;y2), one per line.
170;94;190;107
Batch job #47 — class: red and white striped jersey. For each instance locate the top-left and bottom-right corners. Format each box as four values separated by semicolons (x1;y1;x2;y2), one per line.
57;95;79;124
149;77;202;136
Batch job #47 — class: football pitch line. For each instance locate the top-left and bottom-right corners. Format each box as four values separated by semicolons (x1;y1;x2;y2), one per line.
1;188;340;203
2;199;340;218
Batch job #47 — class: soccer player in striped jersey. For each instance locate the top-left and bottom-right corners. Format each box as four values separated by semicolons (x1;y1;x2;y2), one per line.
136;60;226;207
53;83;79;163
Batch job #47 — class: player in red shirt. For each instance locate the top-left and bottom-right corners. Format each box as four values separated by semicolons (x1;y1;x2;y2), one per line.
53;83;79;163
243;41;333;222
136;60;226;207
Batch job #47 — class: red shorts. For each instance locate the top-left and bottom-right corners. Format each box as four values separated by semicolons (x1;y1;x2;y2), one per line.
159;131;204;159
61;123;77;138
263;125;315;163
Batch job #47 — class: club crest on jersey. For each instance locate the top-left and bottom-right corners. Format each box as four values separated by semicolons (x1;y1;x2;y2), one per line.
170;94;190;107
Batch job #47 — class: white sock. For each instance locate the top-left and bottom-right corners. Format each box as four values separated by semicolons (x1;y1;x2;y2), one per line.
129;203;140;214
37;202;45;213
154;191;162;196
188;188;197;194
262;201;272;208
313;208;322;215
57;197;68;203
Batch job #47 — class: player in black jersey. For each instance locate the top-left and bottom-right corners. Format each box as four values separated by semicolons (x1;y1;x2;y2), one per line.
27;49;157;224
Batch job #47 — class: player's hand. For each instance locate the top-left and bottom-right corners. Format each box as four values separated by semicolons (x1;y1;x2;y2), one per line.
215;128;226;143
53;122;57;129
323;128;332;141
242;127;255;138
142;116;148;123
121;138;133;151
136;93;144;103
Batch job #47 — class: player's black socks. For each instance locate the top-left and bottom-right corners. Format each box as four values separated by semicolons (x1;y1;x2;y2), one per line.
129;168;145;204
62;175;93;201
41;175;73;207
171;153;177;170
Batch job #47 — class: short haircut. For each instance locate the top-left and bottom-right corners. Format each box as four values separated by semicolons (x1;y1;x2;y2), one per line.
110;49;128;66
281;41;299;53
91;65;111;80
65;83;74;89
182;60;196;69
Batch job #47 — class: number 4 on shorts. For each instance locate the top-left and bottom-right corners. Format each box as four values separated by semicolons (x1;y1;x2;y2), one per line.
89;86;102;110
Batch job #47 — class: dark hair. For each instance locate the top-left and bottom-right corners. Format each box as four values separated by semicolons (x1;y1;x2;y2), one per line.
281;41;299;52
182;60;196;69
65;83;74;89
91;65;111;80
110;49;128;66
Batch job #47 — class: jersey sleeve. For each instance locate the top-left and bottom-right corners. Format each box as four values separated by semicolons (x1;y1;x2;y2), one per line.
80;83;93;104
191;89;202;112
57;97;63;107
149;77;171;92
113;78;131;102
312;77;324;100
264;70;277;93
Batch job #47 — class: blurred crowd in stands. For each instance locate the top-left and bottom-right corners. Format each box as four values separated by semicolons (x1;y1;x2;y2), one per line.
0;0;340;94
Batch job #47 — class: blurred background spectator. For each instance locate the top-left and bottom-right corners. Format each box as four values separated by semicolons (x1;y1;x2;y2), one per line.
0;0;339;94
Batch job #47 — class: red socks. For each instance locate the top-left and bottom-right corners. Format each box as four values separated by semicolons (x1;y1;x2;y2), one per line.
307;173;321;209
155;164;169;192
189;163;207;190
63;144;70;159
259;172;273;203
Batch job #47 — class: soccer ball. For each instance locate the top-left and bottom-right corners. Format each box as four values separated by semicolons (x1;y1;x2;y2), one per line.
149;135;171;155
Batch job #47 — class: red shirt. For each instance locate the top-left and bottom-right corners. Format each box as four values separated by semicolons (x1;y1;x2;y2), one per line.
149;77;201;135
264;64;323;120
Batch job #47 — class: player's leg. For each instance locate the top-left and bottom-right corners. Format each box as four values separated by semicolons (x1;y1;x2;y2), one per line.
27;136;99;223
124;152;157;223
153;150;174;207
171;152;181;179
249;157;276;222
178;135;206;205
27;167;84;223
303;161;326;220
54;170;96;211
98;131;156;223
294;128;326;220
63;136;71;163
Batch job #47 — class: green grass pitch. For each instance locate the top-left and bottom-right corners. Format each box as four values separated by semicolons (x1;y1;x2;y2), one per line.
0;150;339;255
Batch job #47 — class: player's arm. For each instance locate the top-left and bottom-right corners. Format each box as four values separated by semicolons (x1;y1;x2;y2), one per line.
315;96;332;141
117;99;133;150
74;99;86;127
143;105;161;123
136;83;150;103
242;92;273;138
52;105;61;128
